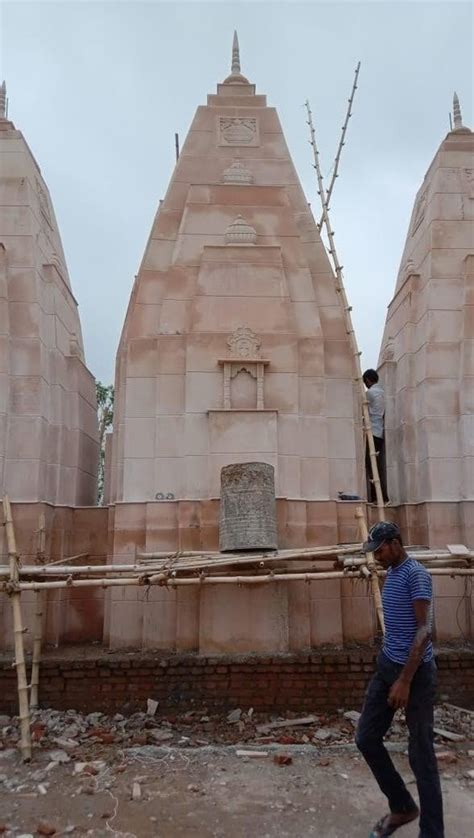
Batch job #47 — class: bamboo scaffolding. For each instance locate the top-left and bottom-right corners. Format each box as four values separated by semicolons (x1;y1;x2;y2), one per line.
0;545;364;578
1;544;471;580
340;555;472;569
356;507;385;633
30;512;46;710
305;99;385;521
137;543;363;562
2;496;31;761
317;62;361;231
1;565;473;596
40;552;89;567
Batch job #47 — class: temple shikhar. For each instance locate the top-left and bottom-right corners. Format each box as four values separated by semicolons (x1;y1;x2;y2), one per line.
0;37;472;652
379;93;473;546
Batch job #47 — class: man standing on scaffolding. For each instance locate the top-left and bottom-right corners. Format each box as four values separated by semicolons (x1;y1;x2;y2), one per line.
363;369;389;504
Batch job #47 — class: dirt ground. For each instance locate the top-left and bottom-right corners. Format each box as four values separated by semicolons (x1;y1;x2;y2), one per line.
1;702;473;837
1;742;473;837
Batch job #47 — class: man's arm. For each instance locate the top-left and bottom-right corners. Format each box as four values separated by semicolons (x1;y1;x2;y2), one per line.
387;599;431;710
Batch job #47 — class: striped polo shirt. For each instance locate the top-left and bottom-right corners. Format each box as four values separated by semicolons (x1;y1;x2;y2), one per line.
382;555;433;664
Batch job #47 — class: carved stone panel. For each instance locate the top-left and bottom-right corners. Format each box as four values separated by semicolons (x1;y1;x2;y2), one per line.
219;462;278;551
227;326;261;358
218;117;259;147
410;189;427;235
462;168;474;199
35;177;53;229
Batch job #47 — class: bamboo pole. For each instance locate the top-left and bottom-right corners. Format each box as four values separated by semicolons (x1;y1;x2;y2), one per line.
2;496;31;761
317;61;361;231
2;545;363;576
40;552;89;567
30;512;46;710
137;543;363;561
305;99;385;521
1;564;472;595
356;507;385;633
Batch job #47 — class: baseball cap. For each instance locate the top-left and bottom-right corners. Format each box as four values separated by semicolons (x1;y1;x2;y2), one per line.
362;521;401;553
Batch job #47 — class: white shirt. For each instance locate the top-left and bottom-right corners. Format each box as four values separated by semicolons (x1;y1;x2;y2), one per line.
366;382;385;438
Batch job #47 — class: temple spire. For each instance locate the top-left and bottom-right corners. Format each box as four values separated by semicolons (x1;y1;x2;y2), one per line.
222;30;249;85
453;91;464;130
231;30;241;75
0;81;6;120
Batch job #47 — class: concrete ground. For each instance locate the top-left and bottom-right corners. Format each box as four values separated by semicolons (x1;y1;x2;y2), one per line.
0;743;473;837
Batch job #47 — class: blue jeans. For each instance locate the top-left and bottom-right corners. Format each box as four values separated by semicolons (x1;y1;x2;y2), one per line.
356;652;444;838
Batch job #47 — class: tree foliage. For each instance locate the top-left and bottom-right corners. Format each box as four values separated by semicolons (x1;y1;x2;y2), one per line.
96;381;114;505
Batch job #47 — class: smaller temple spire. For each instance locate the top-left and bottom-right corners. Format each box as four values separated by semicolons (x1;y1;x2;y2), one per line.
231;30;241;75
453;91;464;130
0;81;7;119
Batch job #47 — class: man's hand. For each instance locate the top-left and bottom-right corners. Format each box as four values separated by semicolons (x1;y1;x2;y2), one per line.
388;677;410;709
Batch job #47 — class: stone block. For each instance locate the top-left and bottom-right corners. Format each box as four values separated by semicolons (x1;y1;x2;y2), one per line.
199;583;289;654
310;597;343;646
265;372;299;413
209;410;277;455
300;457;329;499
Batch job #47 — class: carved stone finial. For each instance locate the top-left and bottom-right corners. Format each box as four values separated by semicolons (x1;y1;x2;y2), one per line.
225;214;257;245
0;81;6;119
227;326;261;358
222;159;254;185
453;92;464;130
231;30;241;75
223;30;249;85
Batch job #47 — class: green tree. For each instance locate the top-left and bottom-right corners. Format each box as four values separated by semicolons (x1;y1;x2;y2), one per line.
96;381;114;505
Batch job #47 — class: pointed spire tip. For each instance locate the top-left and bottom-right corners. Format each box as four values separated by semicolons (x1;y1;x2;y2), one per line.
231;29;241;75
0;80;6;120
453;90;464;130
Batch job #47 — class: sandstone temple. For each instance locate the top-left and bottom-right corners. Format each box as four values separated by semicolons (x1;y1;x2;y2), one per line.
0;38;472;654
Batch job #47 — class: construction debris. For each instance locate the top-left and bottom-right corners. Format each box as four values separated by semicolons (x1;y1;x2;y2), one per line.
146;699;159;717
256;715;319;734
273;754;293;766
131;782;141;801
433;728;465;742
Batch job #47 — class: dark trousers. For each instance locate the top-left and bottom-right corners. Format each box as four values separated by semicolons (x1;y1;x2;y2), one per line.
356;653;444;838
366;435;389;503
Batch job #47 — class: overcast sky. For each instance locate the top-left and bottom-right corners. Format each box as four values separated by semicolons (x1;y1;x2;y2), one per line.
1;0;472;384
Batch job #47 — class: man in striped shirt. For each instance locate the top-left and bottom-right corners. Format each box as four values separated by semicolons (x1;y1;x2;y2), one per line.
356;521;444;838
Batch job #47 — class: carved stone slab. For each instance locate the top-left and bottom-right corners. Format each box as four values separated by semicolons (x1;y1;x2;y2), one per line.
219;462;278;552
218;117;259;147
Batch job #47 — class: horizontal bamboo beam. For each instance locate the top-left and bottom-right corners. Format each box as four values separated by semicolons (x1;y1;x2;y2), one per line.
1;565;473;595
136;544;363;561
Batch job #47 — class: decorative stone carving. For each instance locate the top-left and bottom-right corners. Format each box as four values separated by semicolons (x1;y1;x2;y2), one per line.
410;189;427;235
225;214;257;245
219;462;278;552
403;259;416;280
219;328;268;409
219;117;258;147
227;326;261;358
36;177;53;228
222;159;254;185
69;333;81;357
381;340;395;362
462;168;474;199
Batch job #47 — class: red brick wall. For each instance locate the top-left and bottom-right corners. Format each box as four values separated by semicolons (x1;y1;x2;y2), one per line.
0;648;472;716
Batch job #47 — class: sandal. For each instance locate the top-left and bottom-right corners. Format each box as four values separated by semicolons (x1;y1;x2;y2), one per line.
369;808;419;837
